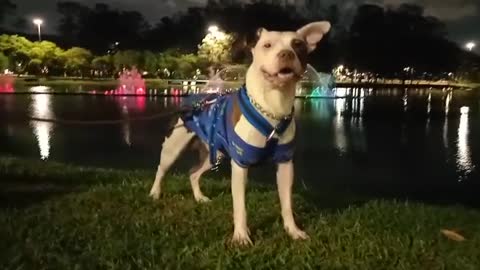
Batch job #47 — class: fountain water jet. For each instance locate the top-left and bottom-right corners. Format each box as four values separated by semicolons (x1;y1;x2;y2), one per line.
116;67;146;95
296;64;336;98
0;73;15;93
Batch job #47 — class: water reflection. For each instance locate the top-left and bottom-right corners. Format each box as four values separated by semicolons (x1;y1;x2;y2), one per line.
2;87;477;188
456;106;473;179
296;97;366;155
121;105;131;146
334;98;347;153
30;94;54;160
403;90;408;112
443;90;453;149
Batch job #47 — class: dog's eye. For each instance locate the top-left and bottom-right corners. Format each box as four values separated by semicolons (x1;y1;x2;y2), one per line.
263;43;272;49
292;39;305;48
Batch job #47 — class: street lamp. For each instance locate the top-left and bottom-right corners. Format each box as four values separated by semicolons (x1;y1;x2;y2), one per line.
208;25;219;34
207;25;226;40
465;42;475;51
33;18;43;41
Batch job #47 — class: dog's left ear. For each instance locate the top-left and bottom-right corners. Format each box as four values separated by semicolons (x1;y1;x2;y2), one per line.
297;21;331;53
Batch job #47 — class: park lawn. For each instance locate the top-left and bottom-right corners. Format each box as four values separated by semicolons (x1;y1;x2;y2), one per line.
0;156;479;269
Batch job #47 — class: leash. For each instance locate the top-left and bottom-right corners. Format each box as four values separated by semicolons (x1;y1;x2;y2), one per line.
22;108;190;125
7;95;219;125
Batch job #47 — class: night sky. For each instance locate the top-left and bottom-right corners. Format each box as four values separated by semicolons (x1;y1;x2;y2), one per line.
12;0;480;44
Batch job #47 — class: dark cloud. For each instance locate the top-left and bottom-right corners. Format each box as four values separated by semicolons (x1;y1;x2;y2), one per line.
9;0;480;42
378;0;479;20
12;0;201;33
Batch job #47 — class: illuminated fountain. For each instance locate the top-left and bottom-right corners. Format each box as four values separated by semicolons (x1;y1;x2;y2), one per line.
116;67;146;95
198;64;339;98
0;73;15;93
296;64;336;98
201;64;247;94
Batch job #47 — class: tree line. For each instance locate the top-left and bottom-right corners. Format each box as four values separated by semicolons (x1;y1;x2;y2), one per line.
0;33;234;79
1;1;479;80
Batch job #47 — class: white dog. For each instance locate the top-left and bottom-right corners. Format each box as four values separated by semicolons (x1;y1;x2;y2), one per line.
149;21;331;245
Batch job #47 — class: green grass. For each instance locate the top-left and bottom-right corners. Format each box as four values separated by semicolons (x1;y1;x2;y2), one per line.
1;156;479;269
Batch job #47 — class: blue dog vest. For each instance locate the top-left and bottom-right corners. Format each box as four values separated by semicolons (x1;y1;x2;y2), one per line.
181;86;295;168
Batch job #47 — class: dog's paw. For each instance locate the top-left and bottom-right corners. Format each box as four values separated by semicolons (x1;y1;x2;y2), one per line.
285;226;309;240
149;189;161;200
194;195;211;203
231;229;253;246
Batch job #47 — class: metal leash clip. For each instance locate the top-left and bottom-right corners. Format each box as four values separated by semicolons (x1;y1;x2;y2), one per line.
266;128;277;142
211;155;223;171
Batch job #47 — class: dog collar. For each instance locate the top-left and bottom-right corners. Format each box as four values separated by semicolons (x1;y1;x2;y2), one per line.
244;89;294;121
238;86;293;139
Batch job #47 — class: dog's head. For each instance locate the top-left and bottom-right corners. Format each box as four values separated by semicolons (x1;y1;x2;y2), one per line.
250;21;331;88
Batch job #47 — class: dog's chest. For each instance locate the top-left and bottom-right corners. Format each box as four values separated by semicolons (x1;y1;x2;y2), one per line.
181;91;296;167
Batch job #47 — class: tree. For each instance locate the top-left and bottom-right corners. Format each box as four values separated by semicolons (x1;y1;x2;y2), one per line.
175;54;201;78
91;55;113;77
142;50;158;75
156;50;180;78
61;47;93;76
197;30;234;65
28;41;64;75
0;52;8;70
26;59;42;75
57;2;151;53
113;50;142;72
0;34;34;73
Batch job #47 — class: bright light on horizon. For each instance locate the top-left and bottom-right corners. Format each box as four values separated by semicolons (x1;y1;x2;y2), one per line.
33;18;43;26
465;42;475;51
208;25;219;33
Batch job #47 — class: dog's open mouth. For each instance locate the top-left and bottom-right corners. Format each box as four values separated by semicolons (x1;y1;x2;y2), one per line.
262;67;299;83
278;68;295;79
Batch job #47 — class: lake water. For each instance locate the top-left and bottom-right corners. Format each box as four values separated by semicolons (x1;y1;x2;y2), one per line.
1;85;479;207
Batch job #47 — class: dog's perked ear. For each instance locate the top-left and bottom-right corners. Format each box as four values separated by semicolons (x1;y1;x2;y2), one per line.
256;27;266;40
248;27;267;56
252;27;266;48
296;21;331;53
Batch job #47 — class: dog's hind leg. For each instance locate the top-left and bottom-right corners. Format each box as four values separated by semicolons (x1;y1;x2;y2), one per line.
149;119;195;200
189;142;213;203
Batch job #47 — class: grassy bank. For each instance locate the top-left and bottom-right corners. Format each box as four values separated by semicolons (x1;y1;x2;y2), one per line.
1;157;479;269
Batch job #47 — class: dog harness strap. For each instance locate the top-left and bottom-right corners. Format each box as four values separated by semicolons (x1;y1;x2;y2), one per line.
237;87;272;137
180;87;295;168
238;86;293;138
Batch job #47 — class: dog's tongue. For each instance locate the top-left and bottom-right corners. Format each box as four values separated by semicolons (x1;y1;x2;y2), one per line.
278;73;294;80
277;68;295;80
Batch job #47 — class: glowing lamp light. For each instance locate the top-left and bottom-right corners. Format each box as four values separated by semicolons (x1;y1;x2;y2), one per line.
33;18;43;26
465;42;475;51
208;25;219;34
460;106;469;115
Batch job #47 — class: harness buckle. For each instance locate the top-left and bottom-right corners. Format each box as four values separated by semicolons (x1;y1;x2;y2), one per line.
266;128;276;141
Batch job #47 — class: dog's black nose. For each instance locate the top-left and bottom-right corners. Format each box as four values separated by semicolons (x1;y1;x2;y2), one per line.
278;50;295;61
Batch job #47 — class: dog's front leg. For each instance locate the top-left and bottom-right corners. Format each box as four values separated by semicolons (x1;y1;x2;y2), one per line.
277;161;309;240
230;161;252;246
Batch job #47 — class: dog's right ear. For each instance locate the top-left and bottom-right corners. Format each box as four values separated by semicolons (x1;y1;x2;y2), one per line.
249;27;267;55
256;27;266;39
